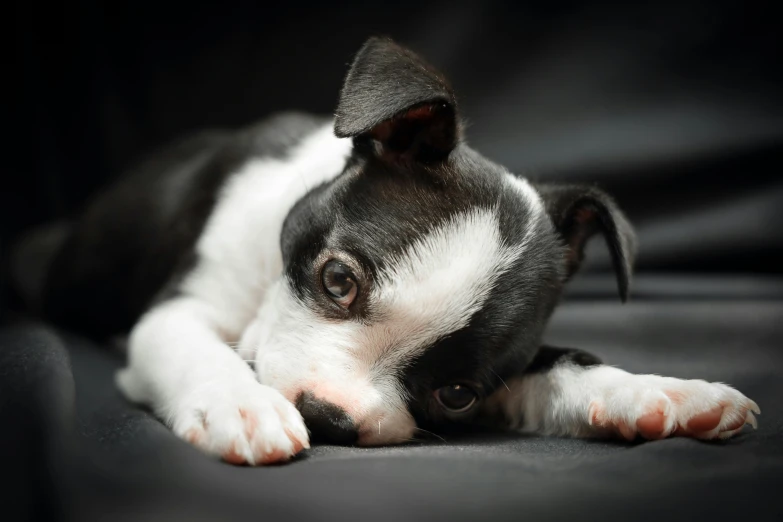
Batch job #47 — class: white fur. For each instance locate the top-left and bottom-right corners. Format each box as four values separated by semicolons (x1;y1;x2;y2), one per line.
117;123;350;463
489;363;760;440
246;207;529;445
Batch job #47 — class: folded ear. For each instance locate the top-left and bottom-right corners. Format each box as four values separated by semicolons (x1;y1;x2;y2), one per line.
537;184;637;302
334;37;459;163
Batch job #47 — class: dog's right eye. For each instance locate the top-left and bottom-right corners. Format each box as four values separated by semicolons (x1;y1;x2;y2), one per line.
434;384;478;413
322;260;358;308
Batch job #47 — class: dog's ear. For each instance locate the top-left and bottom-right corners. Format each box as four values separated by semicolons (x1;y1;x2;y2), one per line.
334;37;458;163
537;184;637;302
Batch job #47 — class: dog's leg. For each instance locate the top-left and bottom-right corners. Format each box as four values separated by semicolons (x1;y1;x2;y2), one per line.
487;346;759;440
115;297;309;465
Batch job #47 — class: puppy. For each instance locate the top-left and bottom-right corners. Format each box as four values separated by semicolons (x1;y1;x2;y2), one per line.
38;37;759;465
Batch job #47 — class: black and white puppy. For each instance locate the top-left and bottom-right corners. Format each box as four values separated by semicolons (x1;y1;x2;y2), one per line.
40;38;759;465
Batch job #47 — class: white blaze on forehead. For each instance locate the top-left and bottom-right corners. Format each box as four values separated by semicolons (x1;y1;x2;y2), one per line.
357;174;548;370
359;207;527;370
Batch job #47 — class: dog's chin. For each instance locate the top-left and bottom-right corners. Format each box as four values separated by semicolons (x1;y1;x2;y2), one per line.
357;430;415;447
354;407;418;447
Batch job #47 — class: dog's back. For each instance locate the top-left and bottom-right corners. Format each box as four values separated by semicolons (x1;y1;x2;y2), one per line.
15;112;327;338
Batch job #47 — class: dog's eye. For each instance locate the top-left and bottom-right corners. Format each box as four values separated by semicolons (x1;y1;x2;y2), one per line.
322;260;358;308
434;384;477;413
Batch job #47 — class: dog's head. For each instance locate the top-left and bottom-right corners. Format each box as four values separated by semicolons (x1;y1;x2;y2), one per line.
245;37;636;445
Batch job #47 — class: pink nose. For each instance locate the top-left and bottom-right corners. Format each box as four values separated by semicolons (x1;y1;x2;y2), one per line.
295;392;358;445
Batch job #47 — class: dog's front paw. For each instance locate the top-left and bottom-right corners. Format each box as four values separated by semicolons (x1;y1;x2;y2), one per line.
169;380;309;465
588;376;760;441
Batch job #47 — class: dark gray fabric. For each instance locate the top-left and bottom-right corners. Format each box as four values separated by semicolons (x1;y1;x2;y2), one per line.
3;275;781;522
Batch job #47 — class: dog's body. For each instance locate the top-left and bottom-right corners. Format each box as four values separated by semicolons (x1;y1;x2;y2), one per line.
35;38;758;465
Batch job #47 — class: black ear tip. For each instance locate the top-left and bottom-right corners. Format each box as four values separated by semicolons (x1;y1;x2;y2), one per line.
353;36;402;63
361;35;394;48
352;37;384;59
619;279;630;302
333;112;355;138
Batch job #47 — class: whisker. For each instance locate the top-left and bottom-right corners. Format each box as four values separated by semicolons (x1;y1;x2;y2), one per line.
295;166;309;193
490;368;511;392
414;427;447;443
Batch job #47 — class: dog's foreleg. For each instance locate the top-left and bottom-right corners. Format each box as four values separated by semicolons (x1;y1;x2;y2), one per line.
116;297;309;465
486;346;759;440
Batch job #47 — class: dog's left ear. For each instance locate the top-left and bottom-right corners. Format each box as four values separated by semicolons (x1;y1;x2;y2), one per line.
537;184;637;302
335;37;459;163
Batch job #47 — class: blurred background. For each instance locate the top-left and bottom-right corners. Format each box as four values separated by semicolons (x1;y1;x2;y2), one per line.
4;0;782;318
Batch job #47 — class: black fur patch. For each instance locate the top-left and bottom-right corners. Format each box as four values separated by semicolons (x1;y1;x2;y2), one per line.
43;113;327;338
525;345;603;374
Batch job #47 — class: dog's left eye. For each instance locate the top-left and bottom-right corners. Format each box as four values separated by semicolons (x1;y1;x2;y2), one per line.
434;384;478;413
322;260;358;308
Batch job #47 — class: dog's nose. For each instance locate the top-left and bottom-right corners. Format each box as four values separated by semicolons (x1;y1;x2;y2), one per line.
295;391;358;445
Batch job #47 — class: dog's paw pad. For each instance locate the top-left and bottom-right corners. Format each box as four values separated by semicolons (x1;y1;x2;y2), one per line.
635;407;669;439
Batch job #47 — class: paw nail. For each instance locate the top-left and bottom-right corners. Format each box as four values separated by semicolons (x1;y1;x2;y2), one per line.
588;401;605;427
617;421;636;441
292;436;309;452
223;448;247;465
746;411;758;430
748;400;761;415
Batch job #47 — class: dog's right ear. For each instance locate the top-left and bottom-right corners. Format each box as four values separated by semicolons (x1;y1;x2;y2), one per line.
537;184;637;302
335;37;459;163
